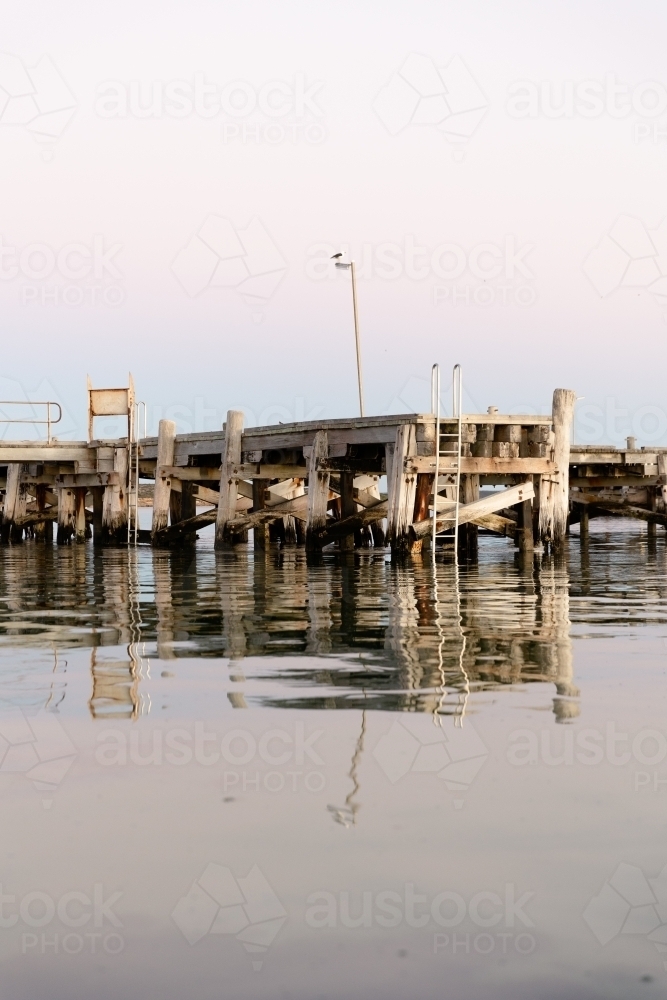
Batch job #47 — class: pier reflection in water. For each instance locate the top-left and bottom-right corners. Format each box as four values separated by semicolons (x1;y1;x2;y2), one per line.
2;525;667;999
0;540;579;722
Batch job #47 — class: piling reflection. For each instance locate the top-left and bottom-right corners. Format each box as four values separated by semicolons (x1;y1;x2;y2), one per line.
0;535;607;726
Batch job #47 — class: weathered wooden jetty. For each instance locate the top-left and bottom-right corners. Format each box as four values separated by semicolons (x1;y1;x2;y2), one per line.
0;380;665;557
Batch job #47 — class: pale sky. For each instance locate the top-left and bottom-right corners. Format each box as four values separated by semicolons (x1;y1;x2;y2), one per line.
1;0;666;444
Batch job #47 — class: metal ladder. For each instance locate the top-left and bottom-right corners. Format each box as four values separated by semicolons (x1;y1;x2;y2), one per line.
127;401;146;545
431;363;463;557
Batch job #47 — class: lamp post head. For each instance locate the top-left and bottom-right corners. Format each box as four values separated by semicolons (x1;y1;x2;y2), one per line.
331;251;353;270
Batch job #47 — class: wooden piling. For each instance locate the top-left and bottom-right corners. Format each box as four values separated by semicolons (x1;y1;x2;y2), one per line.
339;472;356;552
409;473;435;555
305;430;330;552
215;410;244;549
181;482;196;522
167;480;196;546
169;488;182;526
659;455;667;531
282;482;305;546
539;389;576;551
579;504;589;542
57;488;76;545
151;419;176;541
33;484;52;543
75;487;87;543
458;474;480;560
252;479;270;550
2;464;24;543
13;476;27;543
517;476;534;554
91;487;104;546
386;423;418;556
101;447;129;545
647;486;657;540
363;475;385;547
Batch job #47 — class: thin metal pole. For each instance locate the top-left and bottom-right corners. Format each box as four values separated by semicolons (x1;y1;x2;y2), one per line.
350;260;365;418
127;402;134;546
453;364;463;561
431;364;440;563
133;401;146;546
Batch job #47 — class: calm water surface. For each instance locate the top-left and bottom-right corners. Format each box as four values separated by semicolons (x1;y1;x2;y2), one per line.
2;521;667;999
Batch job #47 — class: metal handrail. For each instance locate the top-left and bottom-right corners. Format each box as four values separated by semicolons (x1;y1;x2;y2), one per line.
430;364;463;559
452;364;463;560
431;364;440;562
131;401;147;545
0;400;62;444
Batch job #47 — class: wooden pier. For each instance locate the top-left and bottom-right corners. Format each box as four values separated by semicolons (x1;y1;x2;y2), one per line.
0;381;665;557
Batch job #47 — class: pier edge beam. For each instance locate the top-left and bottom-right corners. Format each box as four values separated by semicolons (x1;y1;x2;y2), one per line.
151;419;176;545
305;430;330;553
386;423;418;557
215;409;244;549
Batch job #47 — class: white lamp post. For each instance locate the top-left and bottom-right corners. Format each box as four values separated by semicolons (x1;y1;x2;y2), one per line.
332;254;365;418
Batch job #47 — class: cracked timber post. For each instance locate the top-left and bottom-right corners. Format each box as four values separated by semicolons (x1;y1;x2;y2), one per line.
215;410;244;549
540;389;576;552
305;430;330;553
386;423;418;557
57;487;76;545
151;419;176;545
3;464;26;543
101;446;129;546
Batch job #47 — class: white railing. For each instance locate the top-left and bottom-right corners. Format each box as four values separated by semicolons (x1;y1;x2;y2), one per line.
0;401;62;444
